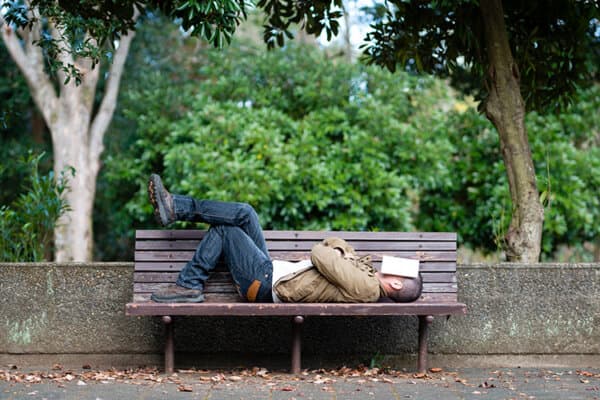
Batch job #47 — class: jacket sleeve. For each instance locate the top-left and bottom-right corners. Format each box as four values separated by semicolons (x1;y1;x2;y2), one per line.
310;243;380;302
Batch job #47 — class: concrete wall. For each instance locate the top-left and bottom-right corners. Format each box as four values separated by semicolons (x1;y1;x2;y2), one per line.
1;263;599;369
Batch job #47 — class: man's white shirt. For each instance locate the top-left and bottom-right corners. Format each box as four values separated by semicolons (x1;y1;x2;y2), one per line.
271;259;313;302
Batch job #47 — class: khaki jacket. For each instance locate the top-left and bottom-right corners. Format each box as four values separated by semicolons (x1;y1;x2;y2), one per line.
273;237;385;303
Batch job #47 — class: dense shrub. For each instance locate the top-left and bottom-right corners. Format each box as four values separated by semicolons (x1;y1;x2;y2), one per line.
417;85;600;257
0;153;71;261
96;27;599;260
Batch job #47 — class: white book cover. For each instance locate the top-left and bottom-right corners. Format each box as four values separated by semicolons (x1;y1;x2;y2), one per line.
380;256;420;278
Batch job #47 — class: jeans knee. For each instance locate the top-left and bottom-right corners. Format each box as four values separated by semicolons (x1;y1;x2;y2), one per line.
237;203;257;223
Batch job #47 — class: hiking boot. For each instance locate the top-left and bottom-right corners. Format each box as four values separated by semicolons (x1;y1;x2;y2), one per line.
151;284;205;303
148;174;176;226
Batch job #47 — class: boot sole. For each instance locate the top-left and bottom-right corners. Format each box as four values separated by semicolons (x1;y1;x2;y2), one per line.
148;175;172;226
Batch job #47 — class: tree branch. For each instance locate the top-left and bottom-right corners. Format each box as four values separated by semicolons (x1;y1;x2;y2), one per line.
1;7;58;126
89;26;137;171
48;19;74;87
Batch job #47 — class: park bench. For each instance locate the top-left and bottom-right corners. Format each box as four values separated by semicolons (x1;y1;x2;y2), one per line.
125;230;466;374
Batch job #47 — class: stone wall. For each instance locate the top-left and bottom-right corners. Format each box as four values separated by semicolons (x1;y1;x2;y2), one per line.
1;263;598;369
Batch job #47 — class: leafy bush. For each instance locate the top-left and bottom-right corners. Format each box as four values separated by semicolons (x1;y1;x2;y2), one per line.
96;24;599;260
0;153;71;261
417;84;600;256
97;42;453;259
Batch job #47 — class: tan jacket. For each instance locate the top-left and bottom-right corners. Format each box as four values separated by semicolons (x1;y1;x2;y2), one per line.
273;237;385;303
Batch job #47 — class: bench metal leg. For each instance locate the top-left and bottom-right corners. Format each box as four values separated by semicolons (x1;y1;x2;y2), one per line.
417;315;434;373
291;316;304;374
162;316;174;374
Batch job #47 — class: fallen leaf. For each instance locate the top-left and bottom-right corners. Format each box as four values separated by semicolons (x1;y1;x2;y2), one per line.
578;370;594;377
82;364;92;370
429;368;443;373
280;386;294;391
177;385;193;392
228;376;242;382
77;380;87;386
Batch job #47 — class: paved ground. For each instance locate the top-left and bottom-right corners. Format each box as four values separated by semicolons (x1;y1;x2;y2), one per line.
2;367;600;400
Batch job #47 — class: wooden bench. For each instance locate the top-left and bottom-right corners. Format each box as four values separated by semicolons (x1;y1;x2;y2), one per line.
126;230;466;374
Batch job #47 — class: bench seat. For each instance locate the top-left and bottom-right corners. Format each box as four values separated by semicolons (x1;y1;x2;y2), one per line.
126;230;466;373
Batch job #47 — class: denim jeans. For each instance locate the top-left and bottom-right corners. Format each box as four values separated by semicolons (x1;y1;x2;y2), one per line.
173;196;273;302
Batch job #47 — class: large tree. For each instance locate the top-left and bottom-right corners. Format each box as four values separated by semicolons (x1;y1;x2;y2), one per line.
1;0;253;261
259;0;599;262
352;0;598;262
1;3;136;260
4;0;598;261
362;0;598;261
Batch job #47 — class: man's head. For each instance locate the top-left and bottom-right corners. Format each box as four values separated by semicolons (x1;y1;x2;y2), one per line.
377;272;423;302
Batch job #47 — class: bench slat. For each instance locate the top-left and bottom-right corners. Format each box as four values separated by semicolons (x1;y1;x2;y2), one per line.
132;261;457;273
136;240;456;251
133;291;458;304
133;272;457;284
133;282;457;294
126;300;466;316
135;250;457;262
136;230;457;241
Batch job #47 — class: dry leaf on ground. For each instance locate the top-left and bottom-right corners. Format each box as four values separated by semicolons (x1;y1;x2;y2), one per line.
177;385;193;392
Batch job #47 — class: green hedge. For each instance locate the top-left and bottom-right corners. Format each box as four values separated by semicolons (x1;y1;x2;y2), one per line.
96;37;599;260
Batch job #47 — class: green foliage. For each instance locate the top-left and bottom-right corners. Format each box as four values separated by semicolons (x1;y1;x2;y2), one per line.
360;0;599;113
0;153;71;261
256;0;343;47
97;42;454;259
416;84;600;256
0;40;30;131
93;19;598;260
2;0;251;83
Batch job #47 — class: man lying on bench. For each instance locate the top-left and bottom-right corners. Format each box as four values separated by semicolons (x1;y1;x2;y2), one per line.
147;174;422;304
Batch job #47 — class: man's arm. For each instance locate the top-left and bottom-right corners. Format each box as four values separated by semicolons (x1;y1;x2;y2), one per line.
310;243;380;302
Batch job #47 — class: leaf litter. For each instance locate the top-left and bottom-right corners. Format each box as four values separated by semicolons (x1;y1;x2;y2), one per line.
0;364;449;390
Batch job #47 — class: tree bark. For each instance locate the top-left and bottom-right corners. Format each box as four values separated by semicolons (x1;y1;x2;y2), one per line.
1;7;136;261
479;0;544;262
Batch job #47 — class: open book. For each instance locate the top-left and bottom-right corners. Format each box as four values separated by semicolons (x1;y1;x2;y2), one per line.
380;255;420;278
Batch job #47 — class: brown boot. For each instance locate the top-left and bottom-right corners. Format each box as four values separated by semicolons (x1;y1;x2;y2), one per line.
148;174;176;226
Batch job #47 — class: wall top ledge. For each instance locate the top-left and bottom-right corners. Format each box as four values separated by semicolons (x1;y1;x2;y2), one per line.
1;262;598;269
0;262;134;268
460;262;600;269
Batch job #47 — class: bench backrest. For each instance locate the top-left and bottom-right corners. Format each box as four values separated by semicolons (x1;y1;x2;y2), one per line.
134;230;457;303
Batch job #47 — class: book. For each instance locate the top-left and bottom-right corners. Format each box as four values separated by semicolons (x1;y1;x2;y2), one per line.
380;255;420;278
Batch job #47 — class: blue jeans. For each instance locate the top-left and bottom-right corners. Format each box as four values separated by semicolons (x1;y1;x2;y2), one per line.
173;196;273;302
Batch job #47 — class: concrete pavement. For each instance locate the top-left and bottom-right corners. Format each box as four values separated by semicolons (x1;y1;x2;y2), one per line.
2;367;600;399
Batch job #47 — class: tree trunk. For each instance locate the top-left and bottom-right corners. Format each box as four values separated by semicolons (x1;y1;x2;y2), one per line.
50;104;97;261
479;0;544;262
2;8;136;261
